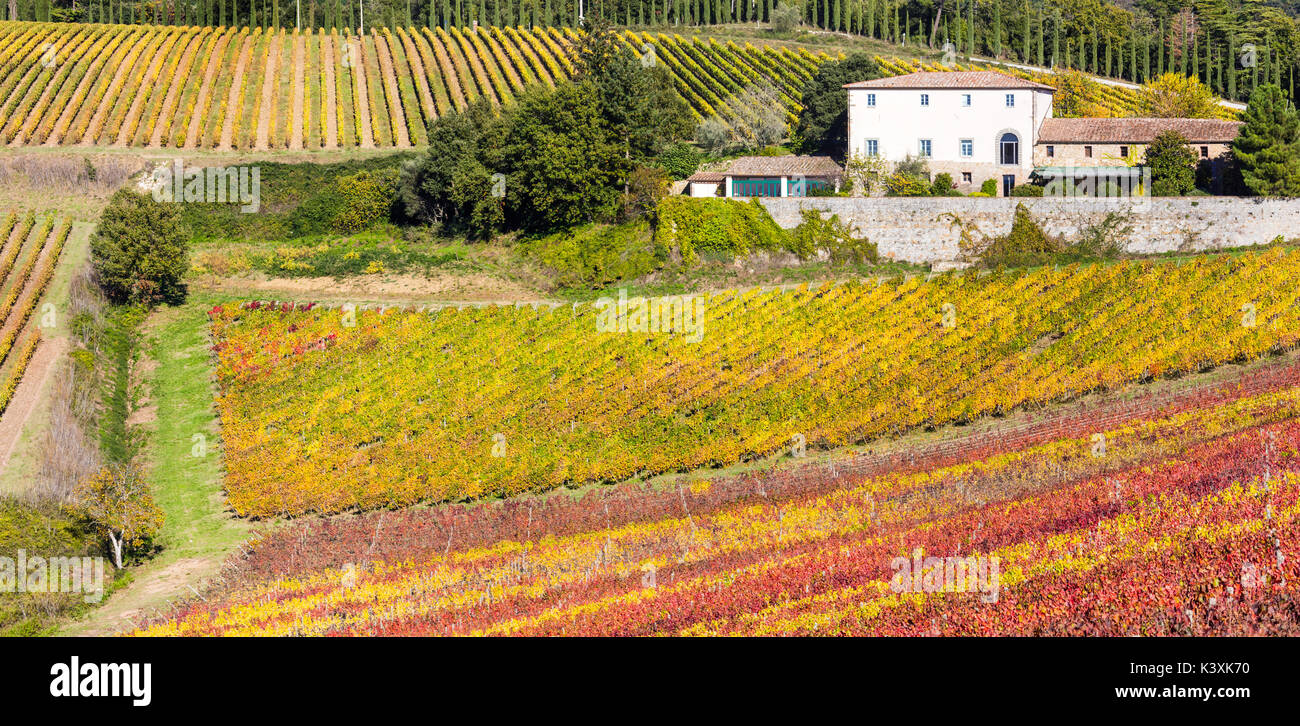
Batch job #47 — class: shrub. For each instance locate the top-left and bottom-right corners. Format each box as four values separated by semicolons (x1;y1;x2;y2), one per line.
1145;129;1197;196
654;197;789;263
522;220;662;288
624;165;669;220
657;142;702;180
788;209;878;263
695;117;731;156
886;172;932;196
931;173;955;196
91;190;187;306
1011;183;1044;197
770;4;801;32
980;178;998;196
331;168;399;234
966;203;1064;267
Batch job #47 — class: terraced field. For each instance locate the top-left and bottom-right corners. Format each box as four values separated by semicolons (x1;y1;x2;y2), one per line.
0;20;836;150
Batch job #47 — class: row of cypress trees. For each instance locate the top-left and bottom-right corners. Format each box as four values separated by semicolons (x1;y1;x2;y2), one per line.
12;0;1295;102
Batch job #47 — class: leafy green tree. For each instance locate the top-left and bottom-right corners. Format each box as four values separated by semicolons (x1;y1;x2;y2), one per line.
1144;129;1197;196
501;82;629;231
1234;83;1300;197
398;100;508;239
574;20;693;163
794;52;882;156
91;190;187;307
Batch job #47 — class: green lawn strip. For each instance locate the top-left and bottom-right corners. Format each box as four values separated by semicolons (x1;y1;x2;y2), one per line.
60;297;254;636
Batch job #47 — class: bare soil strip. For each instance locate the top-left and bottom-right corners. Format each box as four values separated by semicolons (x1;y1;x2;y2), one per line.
399;30;437;123
149;30;204;147
322;34;338;150
373;34;410;147
114;30;180;147
184;29;231;149
0;336;64;474
289;32;305;151
350;37;374;149
216;34;252;151
254;30;279;151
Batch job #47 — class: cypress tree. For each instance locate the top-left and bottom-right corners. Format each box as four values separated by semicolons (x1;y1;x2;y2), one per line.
1051;9;1059;68
1089;27;1096;73
1235;83;1300;196
1180;26;1187;76
965;0;973;59
1022;0;1029;62
1157;20;1165;75
993;1;1001;58
1228;35;1237;100
1142;35;1149;82
1036;2;1043;66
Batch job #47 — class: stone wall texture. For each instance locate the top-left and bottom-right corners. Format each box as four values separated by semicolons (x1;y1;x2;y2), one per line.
758;197;1300;266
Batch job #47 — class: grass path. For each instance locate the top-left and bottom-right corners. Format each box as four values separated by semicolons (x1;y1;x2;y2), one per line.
61;299;252;636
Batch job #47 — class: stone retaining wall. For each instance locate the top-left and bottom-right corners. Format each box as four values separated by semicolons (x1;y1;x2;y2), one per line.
757;197;1300;265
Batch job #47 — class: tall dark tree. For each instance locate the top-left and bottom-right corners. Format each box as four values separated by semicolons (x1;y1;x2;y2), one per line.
1234;83;1300;196
794;52;882;157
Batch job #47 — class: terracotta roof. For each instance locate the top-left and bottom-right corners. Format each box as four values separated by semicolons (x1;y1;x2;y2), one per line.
686;171;725;183
844;71;1055;91
716;155;843;178
1037;117;1243;143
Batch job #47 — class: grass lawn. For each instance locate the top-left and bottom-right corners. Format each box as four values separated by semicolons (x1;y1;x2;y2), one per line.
60;296;254;635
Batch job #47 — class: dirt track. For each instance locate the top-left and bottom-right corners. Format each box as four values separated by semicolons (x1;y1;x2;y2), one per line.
0;336;64;475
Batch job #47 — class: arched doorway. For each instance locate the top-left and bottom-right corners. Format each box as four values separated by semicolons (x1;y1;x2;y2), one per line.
998;132;1020;165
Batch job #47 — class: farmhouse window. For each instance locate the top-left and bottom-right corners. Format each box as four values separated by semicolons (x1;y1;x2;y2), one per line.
867;93;876;107
1084;145;1093;158
999;133;1019;165
962;94;972;107
961;172;972;183
960;139;973;157
919;139;932;157
1201;146;1209;158
920;93;930;107
1005;94;1015;107
865;139;879;156
1046;145;1054;158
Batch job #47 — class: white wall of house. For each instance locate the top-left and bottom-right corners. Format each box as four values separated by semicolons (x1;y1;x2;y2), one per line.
846;86;1054;182
690;182;719;198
